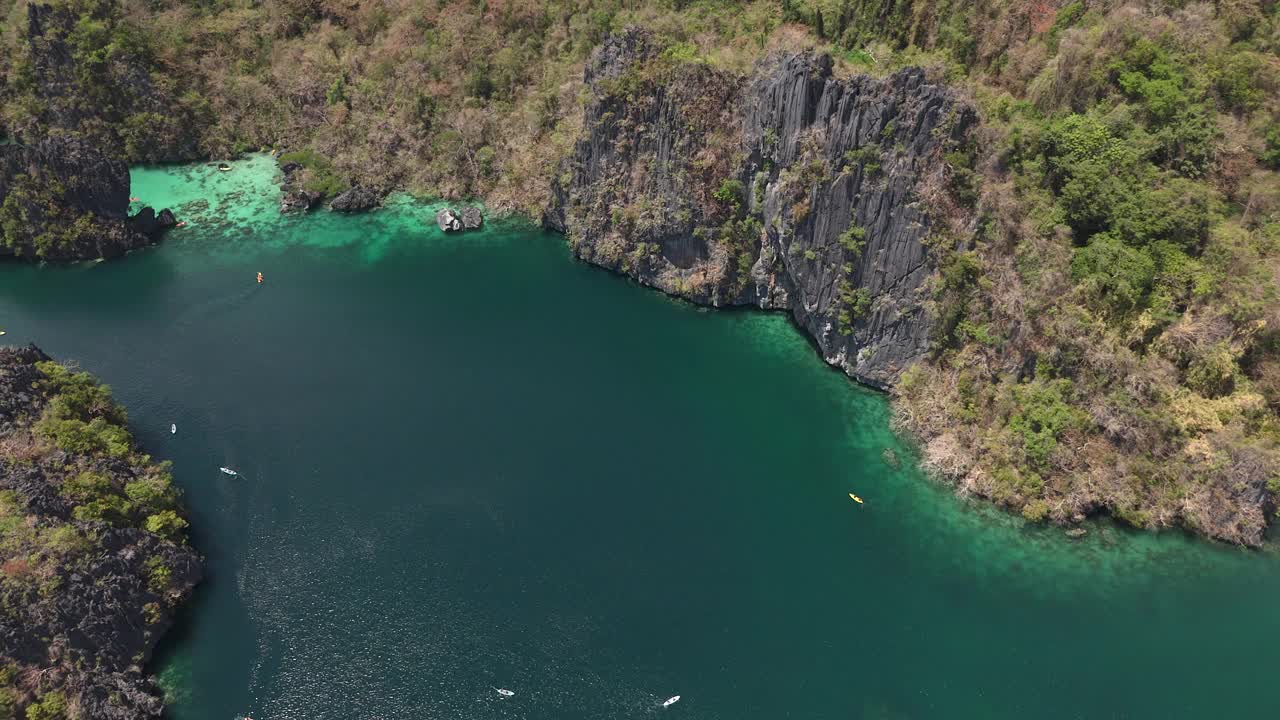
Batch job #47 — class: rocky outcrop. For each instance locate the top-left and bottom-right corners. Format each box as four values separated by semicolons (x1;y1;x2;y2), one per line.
548;31;974;387
434;206;484;232
329;185;382;213
436;208;463;231
0;345;200;717
280;189;321;214
0;138;174;261
277;161;318;213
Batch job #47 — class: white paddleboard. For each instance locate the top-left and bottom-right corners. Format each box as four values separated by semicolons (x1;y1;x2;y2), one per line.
663;695;680;707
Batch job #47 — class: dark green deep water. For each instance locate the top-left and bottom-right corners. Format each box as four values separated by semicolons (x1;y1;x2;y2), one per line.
1;156;1278;719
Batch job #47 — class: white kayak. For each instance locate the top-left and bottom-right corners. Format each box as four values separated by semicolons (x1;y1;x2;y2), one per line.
495;688;514;697
663;695;680;708
219;467;238;476
171;424;177;434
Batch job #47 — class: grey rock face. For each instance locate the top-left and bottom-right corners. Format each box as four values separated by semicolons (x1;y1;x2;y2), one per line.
330;185;382;213
548;31;974;387
0;138;165;260
461;206;483;229
280;189;321;214
436;208;464;232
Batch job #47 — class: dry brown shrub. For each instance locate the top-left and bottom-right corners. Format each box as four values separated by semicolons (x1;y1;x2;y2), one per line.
0;431;44;463
1;558;31;579
1027;27;1101;113
1215;115;1259;203
920;432;974;480
1156;311;1236;364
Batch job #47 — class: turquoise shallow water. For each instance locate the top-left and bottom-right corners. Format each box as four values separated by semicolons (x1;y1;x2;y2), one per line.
1;156;1278;719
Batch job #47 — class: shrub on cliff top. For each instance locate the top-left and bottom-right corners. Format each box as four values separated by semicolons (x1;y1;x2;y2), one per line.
144;511;189;542
32;361;134;458
24;691;66;720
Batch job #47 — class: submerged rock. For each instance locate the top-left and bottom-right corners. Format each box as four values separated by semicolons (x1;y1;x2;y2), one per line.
881;448;901;469
436;207;464;232
1065;527;1088;539
330;185;382;213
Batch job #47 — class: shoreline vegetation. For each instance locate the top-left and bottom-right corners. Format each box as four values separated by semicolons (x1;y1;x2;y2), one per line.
0;0;1277;548
0;345;200;719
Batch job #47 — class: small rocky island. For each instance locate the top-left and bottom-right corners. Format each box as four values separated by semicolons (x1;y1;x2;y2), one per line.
0;345;199;718
435;206;483;232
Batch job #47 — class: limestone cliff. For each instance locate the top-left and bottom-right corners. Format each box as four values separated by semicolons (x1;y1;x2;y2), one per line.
0;2;182;262
0;345;200;718
0;137;174;261
547;31;974;387
11;3;204;162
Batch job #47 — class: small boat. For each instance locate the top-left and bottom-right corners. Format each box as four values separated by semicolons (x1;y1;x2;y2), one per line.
663;695;680;708
170;424;177;434
219;467;238;476
848;493;864;504
495;688;514;697
218;163;232;171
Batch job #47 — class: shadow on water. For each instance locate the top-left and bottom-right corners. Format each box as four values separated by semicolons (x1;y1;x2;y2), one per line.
0;244;180;312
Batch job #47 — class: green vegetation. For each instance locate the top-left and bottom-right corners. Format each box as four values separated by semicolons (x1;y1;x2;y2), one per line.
0;352;195;716
33;360;132;458
836;280;870;336
837;222;866;255
842;145;881;176
20;695;55;720
23;692;65;720
712;178;745;208
0;173;100;259
277;150;347;197
881;0;1280;542
5;361;189;540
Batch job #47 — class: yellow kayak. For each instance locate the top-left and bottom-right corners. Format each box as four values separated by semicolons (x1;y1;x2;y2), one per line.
848;493;864;504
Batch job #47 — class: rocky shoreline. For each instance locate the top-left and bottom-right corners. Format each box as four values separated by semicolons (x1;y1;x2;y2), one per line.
0;139;177;261
0;345;200;718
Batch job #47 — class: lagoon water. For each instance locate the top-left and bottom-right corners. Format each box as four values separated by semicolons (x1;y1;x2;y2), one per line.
1;156;1277;719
